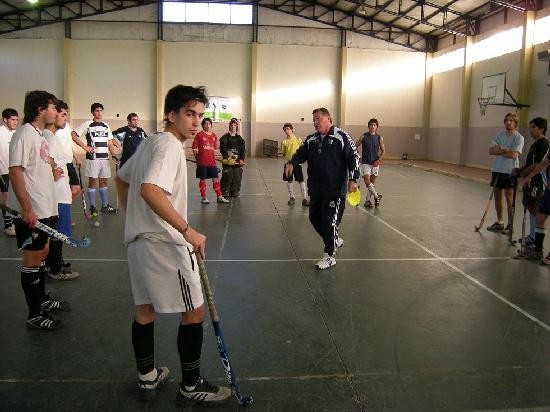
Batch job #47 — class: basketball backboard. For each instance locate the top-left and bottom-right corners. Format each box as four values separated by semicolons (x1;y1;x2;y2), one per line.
481;72;506;104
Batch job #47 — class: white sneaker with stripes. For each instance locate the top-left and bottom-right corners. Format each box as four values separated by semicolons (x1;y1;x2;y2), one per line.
26;313;62;330
176;377;231;406
138;366;170;401
315;253;336;270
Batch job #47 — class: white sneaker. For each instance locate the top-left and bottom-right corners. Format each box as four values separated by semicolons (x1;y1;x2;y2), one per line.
48;269;80;281
315;253;336;270
4;224;15;237
217;196;230;204
336;237;344;249
201;197;210;204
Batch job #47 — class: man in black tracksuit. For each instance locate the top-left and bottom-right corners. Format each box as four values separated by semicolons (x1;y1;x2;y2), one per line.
112;113;147;168
286;108;360;270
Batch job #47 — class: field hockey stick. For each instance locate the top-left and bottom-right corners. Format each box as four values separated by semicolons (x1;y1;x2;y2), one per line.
77;165;90;220
114;157;120;214
474;175;498;232
195;255;253;407
6;207;91;248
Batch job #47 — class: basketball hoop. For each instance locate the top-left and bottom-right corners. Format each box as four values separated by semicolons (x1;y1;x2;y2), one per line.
478;97;491;116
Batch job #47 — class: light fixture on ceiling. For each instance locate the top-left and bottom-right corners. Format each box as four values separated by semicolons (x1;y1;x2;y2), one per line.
27;0;39;3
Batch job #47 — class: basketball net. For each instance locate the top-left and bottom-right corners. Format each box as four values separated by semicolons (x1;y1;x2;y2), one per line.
478;97;491;116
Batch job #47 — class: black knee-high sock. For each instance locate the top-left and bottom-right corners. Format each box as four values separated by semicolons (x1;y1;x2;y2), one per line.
177;323;203;387
132;320;155;376
20;267;42;318
38;263;46;300
46;240;63;274
534;227;546;252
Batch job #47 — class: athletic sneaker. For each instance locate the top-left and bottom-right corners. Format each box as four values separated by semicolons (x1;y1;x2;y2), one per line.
176;377;231;406
217;196;229;204
302;199;310;206
374;194;382;207
315;253;336;270
522;236;535;247
336;237;344;250
26;313;62;330
487;222;505;232
138;366;170;401
4;224;15;237
101;204;117;214
501;224;512;235
541;253;550;265
48;268;80;281
90;206;98;217
364;200;373;208
41;294;70;312
288;197;296;206
512;248;543;260
201;197;210;205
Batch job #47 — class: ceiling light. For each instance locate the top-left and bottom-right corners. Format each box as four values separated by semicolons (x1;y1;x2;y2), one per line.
27;0;39;3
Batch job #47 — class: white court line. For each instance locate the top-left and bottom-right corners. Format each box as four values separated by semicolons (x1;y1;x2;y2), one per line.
359;207;550;333
0;257;512;262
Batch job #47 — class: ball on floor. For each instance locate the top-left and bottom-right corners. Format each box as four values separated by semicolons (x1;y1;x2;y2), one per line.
93;221;100;228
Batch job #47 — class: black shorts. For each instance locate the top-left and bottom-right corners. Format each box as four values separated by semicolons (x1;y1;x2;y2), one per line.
14;215;58;250
522;181;544;207
538;189;550;215
490;172;515;189
283;164;304;182
196;165;219;179
66;163;79;186
0;174;9;192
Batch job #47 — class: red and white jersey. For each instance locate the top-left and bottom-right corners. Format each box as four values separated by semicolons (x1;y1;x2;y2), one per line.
192;131;218;167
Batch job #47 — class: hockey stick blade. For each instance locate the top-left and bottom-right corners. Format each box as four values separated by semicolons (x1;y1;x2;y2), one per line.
196;255;253;406
7;207;91;248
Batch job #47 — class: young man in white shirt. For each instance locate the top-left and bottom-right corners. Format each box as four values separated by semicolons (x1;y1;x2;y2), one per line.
116;85;231;405
72;103;121;215
8;91;69;330
0;108;19;236
43;101;80;281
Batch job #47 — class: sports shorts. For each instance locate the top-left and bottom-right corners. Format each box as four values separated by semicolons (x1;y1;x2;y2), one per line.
196;165;219;180
490;172;515;189
283;163;304;182
0;174;9;192
66;163;79;186
14;215;58;250
84;159;111;179
127;237;204;313
360;163;379;177
538;189;550;215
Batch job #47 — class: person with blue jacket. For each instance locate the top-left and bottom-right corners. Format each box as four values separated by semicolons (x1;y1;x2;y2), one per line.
285;107;360;270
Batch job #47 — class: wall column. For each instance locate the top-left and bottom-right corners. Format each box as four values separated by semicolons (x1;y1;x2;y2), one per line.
518;10;536;130
422;53;433;159
63;38;73;120
459;36;474;166
338;45;348;129
156;40;164;128
250;42;259;156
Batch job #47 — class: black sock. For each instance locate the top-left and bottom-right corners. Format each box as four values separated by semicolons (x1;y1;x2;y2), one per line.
46;240;63;274
132;320;155;376
535;228;545;252
20;267;42;318
177;323;203;387
38;263;46;300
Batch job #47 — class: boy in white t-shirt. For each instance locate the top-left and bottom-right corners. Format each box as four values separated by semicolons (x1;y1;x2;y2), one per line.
8;90;69;331
44;101;79;281
116;85;230;405
0;108;19;236
72;102;121;216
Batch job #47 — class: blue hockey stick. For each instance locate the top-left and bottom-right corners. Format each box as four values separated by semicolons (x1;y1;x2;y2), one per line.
6;207;91;248
196;255;253;406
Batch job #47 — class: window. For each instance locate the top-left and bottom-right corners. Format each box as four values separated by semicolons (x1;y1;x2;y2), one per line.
162;2;253;24
471;26;523;63
534;15;550;45
428;48;465;74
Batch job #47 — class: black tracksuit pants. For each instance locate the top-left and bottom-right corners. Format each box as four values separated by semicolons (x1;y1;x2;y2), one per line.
309;195;345;256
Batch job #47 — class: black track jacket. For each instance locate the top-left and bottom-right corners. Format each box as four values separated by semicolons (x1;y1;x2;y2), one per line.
289;126;360;197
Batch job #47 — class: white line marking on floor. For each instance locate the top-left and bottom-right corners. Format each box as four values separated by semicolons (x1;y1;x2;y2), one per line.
359;207;550;333
0;257;513;262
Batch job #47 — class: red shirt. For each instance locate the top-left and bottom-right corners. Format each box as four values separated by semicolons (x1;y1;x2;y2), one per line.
192;131;218;167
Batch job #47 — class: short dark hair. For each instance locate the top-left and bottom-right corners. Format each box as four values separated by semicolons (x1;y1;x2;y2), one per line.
164;85;208;122
283;123;293;130
368;118;379;127
312;108;331;117
23;90;58;124
201;117;212;127
2;108;18;120
530;117;547;134
56;100;68;112
127;112;138;121
91;103;104;113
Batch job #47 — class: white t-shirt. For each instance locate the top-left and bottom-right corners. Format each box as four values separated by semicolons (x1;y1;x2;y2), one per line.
44;129;72;205
55;124;75;165
7;123;57;219
491;130;524;173
74;120;113;160
118;132;190;246
0;124;15;175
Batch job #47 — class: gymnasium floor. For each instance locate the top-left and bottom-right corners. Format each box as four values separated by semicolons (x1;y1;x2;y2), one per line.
1;157;549;412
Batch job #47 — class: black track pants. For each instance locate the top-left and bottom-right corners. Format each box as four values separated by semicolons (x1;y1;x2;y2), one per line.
309;195;345;256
